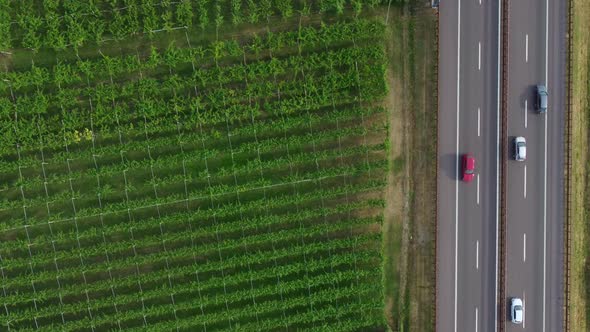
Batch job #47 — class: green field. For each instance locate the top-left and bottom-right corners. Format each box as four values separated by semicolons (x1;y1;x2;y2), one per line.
0;1;396;331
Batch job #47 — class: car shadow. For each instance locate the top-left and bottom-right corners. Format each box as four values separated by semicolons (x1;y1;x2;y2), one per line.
440;153;459;181
506;298;511;322
507;136;515;160
519;86;534;114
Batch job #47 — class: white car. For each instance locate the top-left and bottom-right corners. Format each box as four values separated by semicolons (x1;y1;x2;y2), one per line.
511;297;523;324
514;136;526;161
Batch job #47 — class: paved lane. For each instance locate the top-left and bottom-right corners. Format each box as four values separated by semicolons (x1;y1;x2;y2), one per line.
504;0;566;331
437;0;500;331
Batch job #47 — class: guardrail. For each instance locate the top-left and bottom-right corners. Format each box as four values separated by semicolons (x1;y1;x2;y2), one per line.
498;0;510;331
563;0;573;330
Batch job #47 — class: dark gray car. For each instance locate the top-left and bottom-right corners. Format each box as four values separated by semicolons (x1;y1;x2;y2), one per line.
536;85;548;113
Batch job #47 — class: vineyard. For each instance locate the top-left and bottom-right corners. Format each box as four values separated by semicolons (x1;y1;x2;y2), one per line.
0;1;393;331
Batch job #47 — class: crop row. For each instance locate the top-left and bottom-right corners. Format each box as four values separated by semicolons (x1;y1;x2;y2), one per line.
2;170;383;242
0;105;384;176
2;174;385;243
0;120;384;208
136;303;382;332
2;137;383;214
6;178;384;245
0;20;384;92
1;196;380;268
0;61;385;155
7;259;377;326
16;280;381;331
1;41;384;95
0;63;371;139
4;211;381;278
2;187;381;261
0;74;386;158
2;3;385;51
0;44;384;121
222;303;382;332
1;228;381;297
2;240;379;311
0;139;385;228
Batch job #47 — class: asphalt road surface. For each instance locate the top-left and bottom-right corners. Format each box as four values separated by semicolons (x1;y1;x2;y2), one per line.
437;0;500;331
437;0;566;331
504;0;566;331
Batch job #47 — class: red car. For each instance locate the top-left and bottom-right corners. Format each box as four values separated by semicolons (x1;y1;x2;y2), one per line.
462;154;475;182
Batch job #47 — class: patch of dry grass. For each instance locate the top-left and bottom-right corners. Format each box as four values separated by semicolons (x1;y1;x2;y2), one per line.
570;0;590;330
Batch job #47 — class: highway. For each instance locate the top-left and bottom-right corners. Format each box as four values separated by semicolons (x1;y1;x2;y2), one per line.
437;0;500;331
504;0;566;331
437;0;566;331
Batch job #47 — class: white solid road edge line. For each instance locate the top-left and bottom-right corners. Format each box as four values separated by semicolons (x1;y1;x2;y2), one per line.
543;0;548;331
494;0;501;330
454;1;461;331
543;108;548;332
